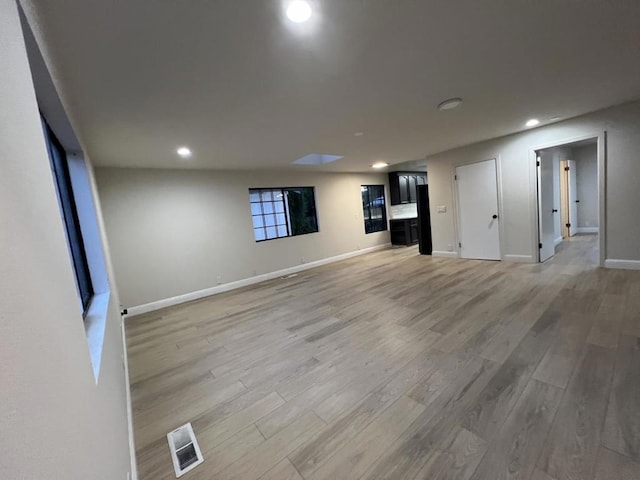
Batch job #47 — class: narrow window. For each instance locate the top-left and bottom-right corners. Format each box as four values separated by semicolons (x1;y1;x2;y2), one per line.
362;185;387;234
42;118;94;313
249;187;318;242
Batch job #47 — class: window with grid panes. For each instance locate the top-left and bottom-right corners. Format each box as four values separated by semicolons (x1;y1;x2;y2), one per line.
249;187;318;241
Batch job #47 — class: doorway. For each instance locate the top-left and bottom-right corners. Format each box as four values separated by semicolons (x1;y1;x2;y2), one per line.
455;158;501;260
535;136;602;265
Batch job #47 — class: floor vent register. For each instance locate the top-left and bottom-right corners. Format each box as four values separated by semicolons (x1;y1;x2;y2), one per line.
166;423;204;477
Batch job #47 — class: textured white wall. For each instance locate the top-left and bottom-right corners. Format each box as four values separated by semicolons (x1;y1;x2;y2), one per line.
95;168;390;307
0;1;131;478
427;100;640;262
573;144;599;229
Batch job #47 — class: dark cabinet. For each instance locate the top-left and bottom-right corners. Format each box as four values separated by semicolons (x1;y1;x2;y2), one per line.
390;218;419;246
398;175;409;204
389;172;427;205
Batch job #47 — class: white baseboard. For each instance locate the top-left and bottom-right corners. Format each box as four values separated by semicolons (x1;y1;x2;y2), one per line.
554;236;563;246
126;244;391;317
121;321;138;480
432;250;458;258
503;254;535;263
577;227;599;234
604;259;640;270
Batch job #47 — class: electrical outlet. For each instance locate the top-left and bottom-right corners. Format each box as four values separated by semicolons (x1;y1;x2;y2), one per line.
447;244;453;251
437;205;447;213
301;257;306;264
216;275;222;284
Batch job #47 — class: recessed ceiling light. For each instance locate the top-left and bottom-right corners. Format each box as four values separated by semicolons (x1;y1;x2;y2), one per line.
354;132;364;137
286;0;312;23
372;162;389;169
177;146;192;158
525;118;540;128
437;98;463;111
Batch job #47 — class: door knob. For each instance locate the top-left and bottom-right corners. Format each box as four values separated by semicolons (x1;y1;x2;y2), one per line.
492;214;498;219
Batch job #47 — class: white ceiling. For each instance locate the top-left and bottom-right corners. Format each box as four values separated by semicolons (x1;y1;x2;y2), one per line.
23;0;640;172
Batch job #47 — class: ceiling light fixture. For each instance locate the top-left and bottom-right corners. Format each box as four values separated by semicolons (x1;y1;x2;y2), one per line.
354;132;364;137
437;98;463;111
286;0;312;23
177;146;192;158
371;162;389;169
525;118;540;128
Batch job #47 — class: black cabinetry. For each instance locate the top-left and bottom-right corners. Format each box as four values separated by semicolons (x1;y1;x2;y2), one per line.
390;218;419;246
388;172;427;205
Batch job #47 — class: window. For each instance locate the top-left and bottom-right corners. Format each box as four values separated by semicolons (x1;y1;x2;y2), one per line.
362;185;387;234
42;118;94;313
249;187;318;241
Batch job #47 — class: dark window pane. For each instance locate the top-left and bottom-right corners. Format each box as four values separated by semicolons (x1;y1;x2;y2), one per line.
362;185;387;234
42;119;93;313
285;187;318;236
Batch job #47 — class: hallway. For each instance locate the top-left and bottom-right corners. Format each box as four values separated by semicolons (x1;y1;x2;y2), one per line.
547;233;599;266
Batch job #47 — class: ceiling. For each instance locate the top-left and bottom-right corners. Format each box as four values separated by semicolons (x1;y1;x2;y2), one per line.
22;0;640;172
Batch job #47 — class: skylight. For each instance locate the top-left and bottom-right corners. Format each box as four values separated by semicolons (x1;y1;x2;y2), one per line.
293;153;344;165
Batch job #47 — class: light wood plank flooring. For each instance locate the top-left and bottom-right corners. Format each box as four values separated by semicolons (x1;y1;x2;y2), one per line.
127;234;640;479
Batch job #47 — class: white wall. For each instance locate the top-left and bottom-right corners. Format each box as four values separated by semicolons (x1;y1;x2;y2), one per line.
0;1;132;478
427;100;640;263
572;144;599;229
95;168;390;308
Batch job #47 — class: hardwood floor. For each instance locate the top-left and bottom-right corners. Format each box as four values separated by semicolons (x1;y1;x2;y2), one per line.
126;234;640;480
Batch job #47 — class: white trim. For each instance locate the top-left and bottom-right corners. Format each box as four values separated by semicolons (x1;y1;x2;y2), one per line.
495;156;506;261
126;244;391;317
84;291;110;382
122;320;138;480
605;259;640;270
503;254;535;263
554;236;563;246
432;250;458;258
577;227;599;234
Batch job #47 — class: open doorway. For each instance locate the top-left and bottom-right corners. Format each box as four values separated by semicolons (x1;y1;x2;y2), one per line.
535;135;603;266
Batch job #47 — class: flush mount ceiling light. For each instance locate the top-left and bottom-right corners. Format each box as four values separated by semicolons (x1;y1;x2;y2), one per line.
354;132;365;137
176;146;192;158
286;0;312;23
437;98;463;111
525;118;540;127
371;162;389;169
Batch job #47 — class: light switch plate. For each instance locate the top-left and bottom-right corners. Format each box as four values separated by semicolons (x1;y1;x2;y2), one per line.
437;205;447;213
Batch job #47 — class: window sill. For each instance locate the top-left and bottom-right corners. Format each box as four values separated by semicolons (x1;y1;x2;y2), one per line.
83;291;110;383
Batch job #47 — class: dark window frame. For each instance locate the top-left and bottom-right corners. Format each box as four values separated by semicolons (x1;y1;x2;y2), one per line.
249;186;319;242
361;185;388;234
42;117;94;314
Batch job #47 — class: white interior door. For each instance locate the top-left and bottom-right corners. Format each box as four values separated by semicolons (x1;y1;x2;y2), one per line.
538;151;556;262
456;159;500;260
567;159;578;236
